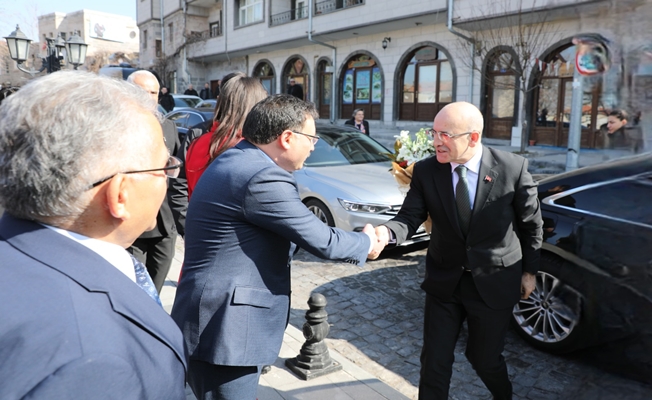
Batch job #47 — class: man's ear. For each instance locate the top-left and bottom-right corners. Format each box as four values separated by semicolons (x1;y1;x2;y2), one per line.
278;130;293;150
105;175;130;221
470;131;481;144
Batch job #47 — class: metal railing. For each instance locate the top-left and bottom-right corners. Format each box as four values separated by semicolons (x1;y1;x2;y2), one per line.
314;0;364;15
270;5;309;26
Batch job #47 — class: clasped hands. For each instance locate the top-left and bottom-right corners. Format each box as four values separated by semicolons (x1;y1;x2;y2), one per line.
362;224;391;260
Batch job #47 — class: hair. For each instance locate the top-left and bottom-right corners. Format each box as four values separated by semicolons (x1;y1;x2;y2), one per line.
242;94;319;145
126;69;156;84
207;74;268;162
0;71;159;224
608;109;628;121
352;108;364;118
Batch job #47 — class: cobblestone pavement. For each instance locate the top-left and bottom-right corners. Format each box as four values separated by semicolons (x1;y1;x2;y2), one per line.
288;245;652;400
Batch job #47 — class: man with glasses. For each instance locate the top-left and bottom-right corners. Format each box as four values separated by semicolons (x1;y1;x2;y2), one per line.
375;101;543;400
127;70;185;293
171;94;384;400
0;71;186;398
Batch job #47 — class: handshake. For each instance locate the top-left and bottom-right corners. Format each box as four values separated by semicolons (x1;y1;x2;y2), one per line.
362;224;391;260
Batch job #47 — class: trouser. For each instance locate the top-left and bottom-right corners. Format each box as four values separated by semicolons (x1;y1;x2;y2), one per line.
129;234;176;293
188;360;261;400
419;271;513;400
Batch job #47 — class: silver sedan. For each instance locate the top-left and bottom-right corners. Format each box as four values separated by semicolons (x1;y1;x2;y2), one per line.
295;124;428;244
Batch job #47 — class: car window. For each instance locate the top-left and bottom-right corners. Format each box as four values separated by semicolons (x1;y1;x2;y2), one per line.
168;112;189;128
186;113;204;127
173;98;191;108
553;175;652;225
304;130;391;167
179;97;202;108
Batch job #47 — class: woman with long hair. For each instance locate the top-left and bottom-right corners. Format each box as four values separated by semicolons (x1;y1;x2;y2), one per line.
185;73;268;198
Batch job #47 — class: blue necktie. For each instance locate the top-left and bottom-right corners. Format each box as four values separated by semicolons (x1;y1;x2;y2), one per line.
130;254;162;306
455;165;472;236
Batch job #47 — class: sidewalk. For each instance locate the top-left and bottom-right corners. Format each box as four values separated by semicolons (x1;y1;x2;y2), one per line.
160;239;409;400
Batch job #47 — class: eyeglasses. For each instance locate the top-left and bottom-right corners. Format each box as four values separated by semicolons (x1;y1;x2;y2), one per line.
89;155;183;189
292;131;320;145
426;129;474;141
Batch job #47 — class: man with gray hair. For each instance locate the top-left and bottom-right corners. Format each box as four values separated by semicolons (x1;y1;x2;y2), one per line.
0;71;187;398
127;70;185;292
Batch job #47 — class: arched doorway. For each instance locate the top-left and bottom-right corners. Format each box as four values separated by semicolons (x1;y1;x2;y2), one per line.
253;60;275;94
340;53;382;120
316;58;332;118
532;44;602;148
398;45;452;121
484;50;518;139
282;56;309;101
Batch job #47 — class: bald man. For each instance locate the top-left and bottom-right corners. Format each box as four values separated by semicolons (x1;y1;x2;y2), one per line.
376;102;543;399
127;71;185;292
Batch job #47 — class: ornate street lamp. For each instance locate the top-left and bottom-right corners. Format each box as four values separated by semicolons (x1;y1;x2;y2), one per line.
4;25;88;76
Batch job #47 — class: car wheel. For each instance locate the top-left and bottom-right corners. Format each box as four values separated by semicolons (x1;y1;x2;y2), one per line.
512;254;583;354
305;199;335;227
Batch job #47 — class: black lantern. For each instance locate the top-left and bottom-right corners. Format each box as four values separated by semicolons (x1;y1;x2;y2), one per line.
4;25;32;63
382;37;391;50
66;31;88;69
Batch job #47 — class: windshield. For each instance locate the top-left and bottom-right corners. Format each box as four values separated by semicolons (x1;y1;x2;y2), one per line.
175;97;202;108
304;129;391;167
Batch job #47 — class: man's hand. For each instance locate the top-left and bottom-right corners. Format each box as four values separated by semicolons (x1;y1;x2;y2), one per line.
521;272;536;299
375;225;390;246
363;224;386;260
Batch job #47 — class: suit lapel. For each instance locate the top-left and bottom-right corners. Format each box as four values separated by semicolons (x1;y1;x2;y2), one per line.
0;215;187;368
432;161;464;239
471;146;498;223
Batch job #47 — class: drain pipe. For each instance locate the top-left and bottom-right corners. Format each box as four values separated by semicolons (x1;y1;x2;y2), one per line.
447;0;474;102
308;1;336;123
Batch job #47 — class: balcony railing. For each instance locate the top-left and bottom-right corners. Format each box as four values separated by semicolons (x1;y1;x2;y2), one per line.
270;0;364;27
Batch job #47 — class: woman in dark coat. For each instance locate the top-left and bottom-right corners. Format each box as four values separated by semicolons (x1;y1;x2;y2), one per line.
344;108;370;135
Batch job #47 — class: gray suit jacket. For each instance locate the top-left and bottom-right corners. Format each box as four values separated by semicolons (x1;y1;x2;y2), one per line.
171;140;370;366
384;146;543;309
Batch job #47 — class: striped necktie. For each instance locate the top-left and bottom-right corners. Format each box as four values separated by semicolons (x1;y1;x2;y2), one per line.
130;254;162;306
455;165;472;236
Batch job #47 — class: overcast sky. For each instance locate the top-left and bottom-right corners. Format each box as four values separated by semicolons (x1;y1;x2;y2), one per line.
1;0;137;40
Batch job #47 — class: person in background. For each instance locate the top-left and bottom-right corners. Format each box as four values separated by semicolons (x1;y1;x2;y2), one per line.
200;83;212;100
345;108;370;135
171;94;384;400
184;73;268;199
0;71;187;399
159;86;175;113
185;84;199;97
287;78;304;100
375;101;542;400
126;70;184;293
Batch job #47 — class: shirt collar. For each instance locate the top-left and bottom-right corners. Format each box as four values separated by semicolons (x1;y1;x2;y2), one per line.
450;145;483;175
41;224;136;282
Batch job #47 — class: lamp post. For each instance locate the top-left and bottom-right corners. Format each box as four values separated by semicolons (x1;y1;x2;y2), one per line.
4;25;88;77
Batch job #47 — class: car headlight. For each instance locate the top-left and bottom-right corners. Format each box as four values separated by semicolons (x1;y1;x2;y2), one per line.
338;199;392;214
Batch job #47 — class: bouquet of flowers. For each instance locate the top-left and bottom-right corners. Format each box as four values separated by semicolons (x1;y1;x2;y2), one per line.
385;127;435;233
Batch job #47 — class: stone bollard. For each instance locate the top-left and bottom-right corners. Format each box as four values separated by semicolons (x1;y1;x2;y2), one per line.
285;293;342;380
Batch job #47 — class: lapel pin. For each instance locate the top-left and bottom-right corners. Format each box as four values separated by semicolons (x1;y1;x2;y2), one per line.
484;175;492;183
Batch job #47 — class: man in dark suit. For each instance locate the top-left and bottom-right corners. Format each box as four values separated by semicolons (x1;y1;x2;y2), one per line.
200;82;213;100
0;71;186;398
376;101;543;399
185;84;199;96
171;94;383;400
287;78;304;100
127;70;183;292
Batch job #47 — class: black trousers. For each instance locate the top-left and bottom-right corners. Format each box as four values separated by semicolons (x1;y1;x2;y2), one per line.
129;234;176;293
188;360;260;400
419;271;513;400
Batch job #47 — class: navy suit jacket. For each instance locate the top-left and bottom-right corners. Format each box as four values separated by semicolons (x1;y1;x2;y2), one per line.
171;140;370;366
384;146;543;309
0;214;187;399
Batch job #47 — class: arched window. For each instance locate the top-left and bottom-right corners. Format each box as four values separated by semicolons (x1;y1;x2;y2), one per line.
316;59;332;118
399;46;452;121
282;57;309;101
253;61;275;94
340;54;382;120
484;51;517;139
532;44;602;148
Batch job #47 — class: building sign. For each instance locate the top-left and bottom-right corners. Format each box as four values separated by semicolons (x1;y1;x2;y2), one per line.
89;19;125;42
342;70;354;104
573;35;610;76
372;67;382;104
355;70;370;104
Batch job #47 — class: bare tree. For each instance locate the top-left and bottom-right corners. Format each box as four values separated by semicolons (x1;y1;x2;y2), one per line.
455;0;563;152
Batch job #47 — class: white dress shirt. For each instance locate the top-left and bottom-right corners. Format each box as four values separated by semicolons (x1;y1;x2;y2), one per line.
43;224;137;282
450;145;484;210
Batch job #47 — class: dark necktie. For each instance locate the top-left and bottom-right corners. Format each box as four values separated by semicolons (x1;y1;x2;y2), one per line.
130;254;162;306
455;165;472;236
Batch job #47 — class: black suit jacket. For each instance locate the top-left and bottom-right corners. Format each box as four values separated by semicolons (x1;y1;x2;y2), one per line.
139;119;183;238
344;119;370;135
384;146;543;309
